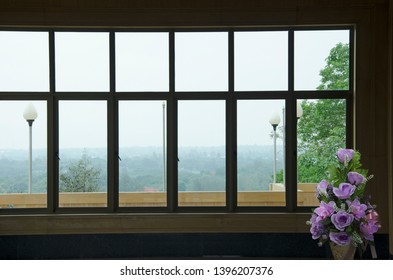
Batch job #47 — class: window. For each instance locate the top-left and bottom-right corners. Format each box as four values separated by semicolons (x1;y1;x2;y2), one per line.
0;31;49;92
178;100;226;206
295;30;350;91
0;27;352;213
0;101;47;208
237;100;286;206
234;31;288;91
59;101;107;208
55;32;110;92
119;100;167;207
116;33;169;92
175;32;228;91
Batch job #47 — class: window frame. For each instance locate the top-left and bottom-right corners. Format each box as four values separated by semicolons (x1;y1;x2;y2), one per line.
0;26;354;215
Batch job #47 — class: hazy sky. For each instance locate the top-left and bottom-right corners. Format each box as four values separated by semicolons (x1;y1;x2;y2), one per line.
0;30;349;151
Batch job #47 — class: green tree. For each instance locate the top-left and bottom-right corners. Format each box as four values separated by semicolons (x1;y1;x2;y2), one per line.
60;151;101;192
297;43;349;183
317;43;349;90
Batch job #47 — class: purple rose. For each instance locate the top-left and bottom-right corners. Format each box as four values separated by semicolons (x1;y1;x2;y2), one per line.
360;221;379;241
329;232;352;246
347;172;364;185
347;198;367;220
310;215;325;240
337;148;355;163
331;210;354;231
315;180;330;196
314;201;336;222
333;183;355;199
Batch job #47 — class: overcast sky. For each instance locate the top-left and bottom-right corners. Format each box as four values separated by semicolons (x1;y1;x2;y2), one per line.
0;30;349;152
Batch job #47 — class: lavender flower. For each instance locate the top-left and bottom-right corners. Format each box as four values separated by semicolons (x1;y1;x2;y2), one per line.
315;180;330;196
329;232;352;246
333;183;355;199
347;172;365;185
307;148;379;251
337;148;355;163
331;210;354;231
314;201;336;222
309;214;325;240
347;198;367;220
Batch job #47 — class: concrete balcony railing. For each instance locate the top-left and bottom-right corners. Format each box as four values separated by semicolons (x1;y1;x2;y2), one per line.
0;183;318;209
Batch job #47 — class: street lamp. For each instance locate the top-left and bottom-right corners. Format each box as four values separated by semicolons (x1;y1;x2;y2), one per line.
269;112;281;184
269;102;303;186
23;102;38;194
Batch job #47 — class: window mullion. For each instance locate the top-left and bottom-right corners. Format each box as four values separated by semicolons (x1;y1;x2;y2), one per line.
108;31;117;212
286;29;296;212
48;30;58;213
227;30;236;211
167;30;178;212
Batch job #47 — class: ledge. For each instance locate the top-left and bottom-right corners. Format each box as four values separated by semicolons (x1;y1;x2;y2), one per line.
0;212;314;236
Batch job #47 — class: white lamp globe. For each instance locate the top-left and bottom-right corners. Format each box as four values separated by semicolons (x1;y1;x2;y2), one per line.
269;112;281;126
23;102;38;121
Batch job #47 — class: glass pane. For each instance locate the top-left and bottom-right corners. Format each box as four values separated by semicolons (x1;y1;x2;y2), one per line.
55;32;109;92
235;31;288;91
119;101;167;207
295;30;350;90
0;101;47;208
116;33;169;92
59;101;107;207
297;99;346;206
237;100;285;206
178;100;226;206
175;32;228;91
0;32;49;92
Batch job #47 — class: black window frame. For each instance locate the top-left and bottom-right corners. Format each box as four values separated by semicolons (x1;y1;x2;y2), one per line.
0;26;354;215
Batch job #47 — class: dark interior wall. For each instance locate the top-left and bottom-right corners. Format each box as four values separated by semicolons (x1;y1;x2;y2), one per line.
0;233;389;259
388;0;393;258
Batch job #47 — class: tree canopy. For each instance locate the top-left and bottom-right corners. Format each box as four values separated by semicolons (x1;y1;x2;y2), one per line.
297;43;349;183
59;151;101;192
317;43;349;91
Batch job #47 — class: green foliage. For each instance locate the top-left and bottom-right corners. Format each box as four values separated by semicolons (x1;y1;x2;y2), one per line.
317;43;349;91
327;150;369;198
0;157;47;194
297;42;349;183
276;169;284;183
297;99;346;183
59;151;101;192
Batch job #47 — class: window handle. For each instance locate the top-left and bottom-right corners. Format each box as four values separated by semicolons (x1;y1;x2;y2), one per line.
56;153;60;161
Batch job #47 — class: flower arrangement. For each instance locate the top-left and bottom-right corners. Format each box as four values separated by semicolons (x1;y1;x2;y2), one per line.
307;148;380;254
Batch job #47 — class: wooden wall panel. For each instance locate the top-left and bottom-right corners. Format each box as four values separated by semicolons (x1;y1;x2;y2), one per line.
388;0;393;257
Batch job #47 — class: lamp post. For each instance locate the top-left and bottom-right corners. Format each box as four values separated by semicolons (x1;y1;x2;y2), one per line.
269;102;303;186
269;112;281;184
23;102;38;194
